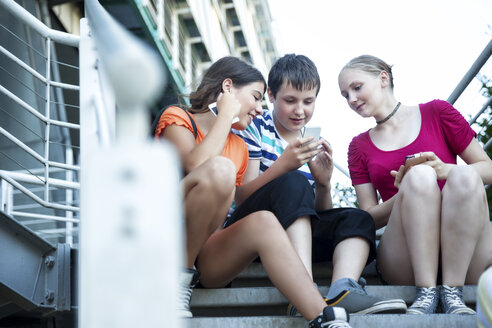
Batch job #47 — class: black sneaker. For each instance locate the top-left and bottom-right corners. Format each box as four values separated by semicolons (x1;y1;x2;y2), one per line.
440;285;475;315
325;278;407;314
178;267;200;317
407;286;439;314
308;306;351;328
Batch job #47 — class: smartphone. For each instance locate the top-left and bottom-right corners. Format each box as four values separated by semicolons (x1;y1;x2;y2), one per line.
208;102;239;123
302;126;321;141
404;153;427;172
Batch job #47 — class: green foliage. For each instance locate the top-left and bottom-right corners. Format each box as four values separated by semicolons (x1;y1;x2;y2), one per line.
333;182;359;208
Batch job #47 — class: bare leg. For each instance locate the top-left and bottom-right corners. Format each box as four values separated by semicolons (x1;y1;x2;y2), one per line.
466;220;492;284
286;216;313;277
378;165;440;287
441;166;492;285
182;156;236;268
331;237;369;283
197;211;326;320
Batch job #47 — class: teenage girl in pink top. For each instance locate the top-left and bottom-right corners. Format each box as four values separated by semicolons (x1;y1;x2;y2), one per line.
338;54;492;315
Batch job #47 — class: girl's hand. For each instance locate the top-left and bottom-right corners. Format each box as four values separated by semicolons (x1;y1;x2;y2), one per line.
391;165;405;188
308;138;333;187
391;151;453;188
216;91;241;121
277;137;323;171
421;151;453;180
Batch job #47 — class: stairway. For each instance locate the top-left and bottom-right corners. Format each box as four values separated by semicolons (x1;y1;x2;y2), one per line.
0;211;75;326
189;261;478;328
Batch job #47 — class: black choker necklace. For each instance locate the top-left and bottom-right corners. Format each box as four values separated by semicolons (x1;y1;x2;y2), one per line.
376;102;401;124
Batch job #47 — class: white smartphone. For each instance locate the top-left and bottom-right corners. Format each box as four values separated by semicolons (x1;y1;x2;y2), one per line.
302;126;321;141
208;102;240;123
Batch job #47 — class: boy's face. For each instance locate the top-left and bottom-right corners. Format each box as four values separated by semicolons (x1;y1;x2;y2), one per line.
268;81;317;134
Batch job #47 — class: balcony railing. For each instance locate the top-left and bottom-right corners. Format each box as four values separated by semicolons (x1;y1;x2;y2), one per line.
0;0;80;245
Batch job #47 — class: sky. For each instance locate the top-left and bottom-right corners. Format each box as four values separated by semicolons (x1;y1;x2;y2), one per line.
266;0;492;187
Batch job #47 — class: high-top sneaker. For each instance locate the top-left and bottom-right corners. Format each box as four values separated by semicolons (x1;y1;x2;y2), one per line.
440;285;475;315
407;286;439;314
308;306;351;328
178;267;200;317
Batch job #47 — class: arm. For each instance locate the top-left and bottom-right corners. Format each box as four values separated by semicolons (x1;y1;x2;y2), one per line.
354;183;396;229
235;137;323;205
162;92;240;174
458;138;492;184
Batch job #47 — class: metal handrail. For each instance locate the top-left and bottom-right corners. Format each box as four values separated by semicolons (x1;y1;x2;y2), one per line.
0;0;82;243
447;38;492;105
0;0;79;47
469;96;492;125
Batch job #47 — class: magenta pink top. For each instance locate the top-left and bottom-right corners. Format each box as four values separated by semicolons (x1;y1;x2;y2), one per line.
348;99;476;202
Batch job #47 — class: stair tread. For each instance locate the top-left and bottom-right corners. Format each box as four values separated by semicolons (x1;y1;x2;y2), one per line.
189;314;476;328
191;285;477;307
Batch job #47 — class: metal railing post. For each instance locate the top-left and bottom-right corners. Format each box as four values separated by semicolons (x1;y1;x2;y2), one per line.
79;1;183;327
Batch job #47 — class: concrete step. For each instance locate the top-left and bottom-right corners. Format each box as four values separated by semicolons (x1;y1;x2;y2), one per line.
231;261;379;287
191;285;477;317
188;314;477;328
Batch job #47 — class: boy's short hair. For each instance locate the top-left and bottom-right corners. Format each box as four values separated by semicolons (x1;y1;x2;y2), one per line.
268;54;320;98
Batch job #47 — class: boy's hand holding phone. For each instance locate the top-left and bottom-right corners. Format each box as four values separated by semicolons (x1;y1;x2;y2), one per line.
307;138;333;187
279;135;323;171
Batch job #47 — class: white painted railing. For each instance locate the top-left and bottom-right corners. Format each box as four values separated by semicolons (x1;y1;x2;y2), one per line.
0;0;80;245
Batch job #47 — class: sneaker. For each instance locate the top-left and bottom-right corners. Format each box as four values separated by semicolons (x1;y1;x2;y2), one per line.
178;267;200;317
407;286;439;314
325;278;407;314
440;285;476;315
477;267;492;328
308;306;351;328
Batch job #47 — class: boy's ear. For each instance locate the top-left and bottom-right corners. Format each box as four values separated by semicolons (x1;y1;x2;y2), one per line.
267;87;275;103
222;78;233;93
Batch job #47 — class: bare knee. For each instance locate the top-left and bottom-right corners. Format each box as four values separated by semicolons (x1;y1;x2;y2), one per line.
442;166;486;230
200;156;236;198
400;165;440;197
443;166;484;201
243;211;284;239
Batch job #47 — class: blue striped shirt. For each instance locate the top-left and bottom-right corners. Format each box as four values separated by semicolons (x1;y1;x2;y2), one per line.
233;110;314;186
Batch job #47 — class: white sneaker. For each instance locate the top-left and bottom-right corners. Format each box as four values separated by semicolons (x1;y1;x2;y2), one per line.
178;267;200;317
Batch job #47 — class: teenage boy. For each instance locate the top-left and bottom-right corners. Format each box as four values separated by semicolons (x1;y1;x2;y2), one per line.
227;54;406;315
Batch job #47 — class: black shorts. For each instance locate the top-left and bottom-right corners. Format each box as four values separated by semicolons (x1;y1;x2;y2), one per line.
225;171;318;229
225;171;376;265
312;208;376;265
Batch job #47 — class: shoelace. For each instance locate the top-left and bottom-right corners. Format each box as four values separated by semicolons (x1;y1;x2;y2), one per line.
324;320;352;328
179;285;193;309
442;286;465;308
411;287;436;309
